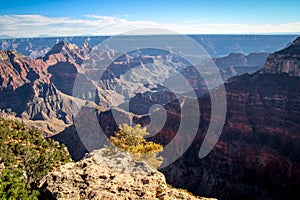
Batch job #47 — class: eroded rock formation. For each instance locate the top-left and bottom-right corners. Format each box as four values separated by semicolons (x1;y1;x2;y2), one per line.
0;50;73;124
39;147;215;200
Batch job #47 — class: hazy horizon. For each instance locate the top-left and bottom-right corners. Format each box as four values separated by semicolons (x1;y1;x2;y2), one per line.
1;33;299;40
0;0;299;38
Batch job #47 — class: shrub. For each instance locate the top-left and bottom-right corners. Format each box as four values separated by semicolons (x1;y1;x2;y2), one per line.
110;124;163;169
0;168;39;200
0;119;72;199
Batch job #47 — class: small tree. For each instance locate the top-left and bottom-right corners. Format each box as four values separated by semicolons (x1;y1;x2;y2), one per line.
0;168;41;200
0;119;72;199
110;124;163;169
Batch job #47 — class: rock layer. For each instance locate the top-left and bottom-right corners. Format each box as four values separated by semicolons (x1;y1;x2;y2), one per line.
159;37;300;200
0;50;73;124
263;37;300;76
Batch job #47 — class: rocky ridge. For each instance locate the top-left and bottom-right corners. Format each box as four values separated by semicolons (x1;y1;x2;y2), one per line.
39;146;215;200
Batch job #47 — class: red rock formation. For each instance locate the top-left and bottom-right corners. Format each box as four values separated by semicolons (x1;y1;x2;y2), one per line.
0;50;73;124
158;37;300;200
50;37;300;199
2;36;300;199
43;41;90;67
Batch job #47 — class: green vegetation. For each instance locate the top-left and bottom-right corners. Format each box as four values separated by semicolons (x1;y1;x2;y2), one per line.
0;119;72;199
110;124;163;169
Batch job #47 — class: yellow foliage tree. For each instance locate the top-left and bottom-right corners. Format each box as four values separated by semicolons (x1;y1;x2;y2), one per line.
110;124;163;169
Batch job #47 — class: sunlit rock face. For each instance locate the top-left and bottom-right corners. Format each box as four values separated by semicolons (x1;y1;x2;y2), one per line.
39;146;215;200
0;50;73;124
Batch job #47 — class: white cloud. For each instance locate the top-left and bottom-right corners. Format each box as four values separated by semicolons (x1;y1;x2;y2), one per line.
0;14;299;38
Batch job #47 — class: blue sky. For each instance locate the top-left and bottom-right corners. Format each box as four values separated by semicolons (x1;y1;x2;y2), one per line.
0;0;299;37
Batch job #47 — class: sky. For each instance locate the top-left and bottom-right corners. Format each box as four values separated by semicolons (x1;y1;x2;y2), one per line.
0;0;299;37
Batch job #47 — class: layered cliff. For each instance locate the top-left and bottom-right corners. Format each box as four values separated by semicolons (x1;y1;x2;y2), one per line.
45;37;300;199
263;37;300;76
158;37;300;200
0;40;269;130
43;41;91;66
1;36;300;199
214;52;268;80
158;72;300;200
0;50;73;125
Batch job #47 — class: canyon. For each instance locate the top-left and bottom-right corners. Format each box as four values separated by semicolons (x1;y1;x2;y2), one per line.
0;35;299;199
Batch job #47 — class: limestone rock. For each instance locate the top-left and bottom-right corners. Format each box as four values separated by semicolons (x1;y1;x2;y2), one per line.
39;147;215;200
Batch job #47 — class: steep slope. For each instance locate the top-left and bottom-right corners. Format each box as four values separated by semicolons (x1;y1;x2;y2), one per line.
42;41;272;110
0;50;73;124
158;37;300;200
44;42;203;107
214;52;269;80
43;41;91;96
263;36;300;76
43;41;90;66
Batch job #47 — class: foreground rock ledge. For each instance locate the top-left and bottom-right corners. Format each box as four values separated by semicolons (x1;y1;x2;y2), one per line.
39;147;215;200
